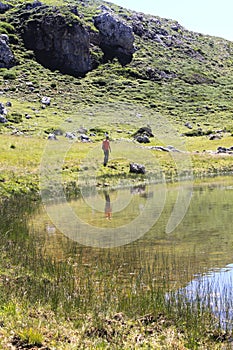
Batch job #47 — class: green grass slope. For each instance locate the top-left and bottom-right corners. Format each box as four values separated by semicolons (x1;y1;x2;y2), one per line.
0;0;233;195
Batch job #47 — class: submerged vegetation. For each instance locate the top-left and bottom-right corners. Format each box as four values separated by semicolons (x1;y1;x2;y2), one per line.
0;194;232;349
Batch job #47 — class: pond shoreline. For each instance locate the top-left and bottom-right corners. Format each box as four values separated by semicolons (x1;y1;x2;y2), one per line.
1;167;233;201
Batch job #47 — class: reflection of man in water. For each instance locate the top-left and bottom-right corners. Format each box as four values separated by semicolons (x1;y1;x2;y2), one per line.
104;191;112;220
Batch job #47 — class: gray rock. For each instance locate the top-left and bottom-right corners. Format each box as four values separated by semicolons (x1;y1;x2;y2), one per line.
217;146;233;154
0;116;8;123
41;96;51;106
185;122;193;129
24;0;43;10
65;118;73;123
78;127;88;134
209;134;221;140
0;34;9;43
0;102;7;115
152;146;169;152
80;134;90;142
65;132;76;140
134;125;153;143
0;1;11;13
146;67;176;81
47;133;57;140
94;12;135;65
53;129;63;136
98;4;112;13
166;145;180;152
0;35;15;68
135;126;154;137
129;163;146;174
135;135;150;143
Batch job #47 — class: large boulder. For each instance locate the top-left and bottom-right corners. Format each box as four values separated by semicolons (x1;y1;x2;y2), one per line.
133;126;154;143
22;11;91;77
0;34;15;68
93;12;135;65
129;163;146;174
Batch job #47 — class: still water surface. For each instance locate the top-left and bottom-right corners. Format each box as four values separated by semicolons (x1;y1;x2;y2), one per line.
24;176;233;327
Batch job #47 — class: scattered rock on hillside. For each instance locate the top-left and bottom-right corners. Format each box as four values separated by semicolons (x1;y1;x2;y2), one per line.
134;126;154;137
132;14;168;39
185;122;193;129
0;116;8;123
133;126;153;143
93;12;135;65
41;96;51;106
135;135;150;143
0;34;15;68
146;67;176;81
79;134;90;142
0;102;7;115
23;0;43;10
48;133;57;140
209;134;221;140
148;145;181;152
129;163;146;174
78;127;88;134
65;132;76;140
217;146;233;154
0;102;8;123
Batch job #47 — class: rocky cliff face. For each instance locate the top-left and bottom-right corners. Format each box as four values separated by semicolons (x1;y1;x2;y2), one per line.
0;1;11;14
0;34;15;68
7;2;135;77
22;9;91;77
93;12;135;65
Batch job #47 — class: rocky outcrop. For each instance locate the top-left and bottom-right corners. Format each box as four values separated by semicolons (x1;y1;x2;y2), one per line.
93;12;135;65
0;34;15;68
22;11;91;77
17;4;135;75
0;1;11;13
0;102;8;123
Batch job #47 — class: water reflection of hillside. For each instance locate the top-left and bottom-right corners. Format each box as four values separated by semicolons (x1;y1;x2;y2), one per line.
30;177;233;287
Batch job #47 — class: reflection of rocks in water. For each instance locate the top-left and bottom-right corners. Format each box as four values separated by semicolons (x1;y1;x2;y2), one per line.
130;185;153;199
130;185;146;194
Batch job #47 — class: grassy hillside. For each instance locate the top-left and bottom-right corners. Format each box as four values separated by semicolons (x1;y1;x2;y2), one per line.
0;0;233;196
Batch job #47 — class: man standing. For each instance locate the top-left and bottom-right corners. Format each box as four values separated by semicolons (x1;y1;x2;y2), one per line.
102;135;111;166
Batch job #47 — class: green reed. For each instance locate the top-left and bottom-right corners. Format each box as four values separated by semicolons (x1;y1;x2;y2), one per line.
0;195;231;348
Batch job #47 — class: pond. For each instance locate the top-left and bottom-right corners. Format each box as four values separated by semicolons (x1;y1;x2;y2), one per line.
2;175;233;328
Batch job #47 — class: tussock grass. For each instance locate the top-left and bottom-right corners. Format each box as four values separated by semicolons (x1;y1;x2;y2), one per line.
0;193;232;348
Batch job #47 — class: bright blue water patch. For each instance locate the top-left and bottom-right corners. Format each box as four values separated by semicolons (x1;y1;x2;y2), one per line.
181;264;233;329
